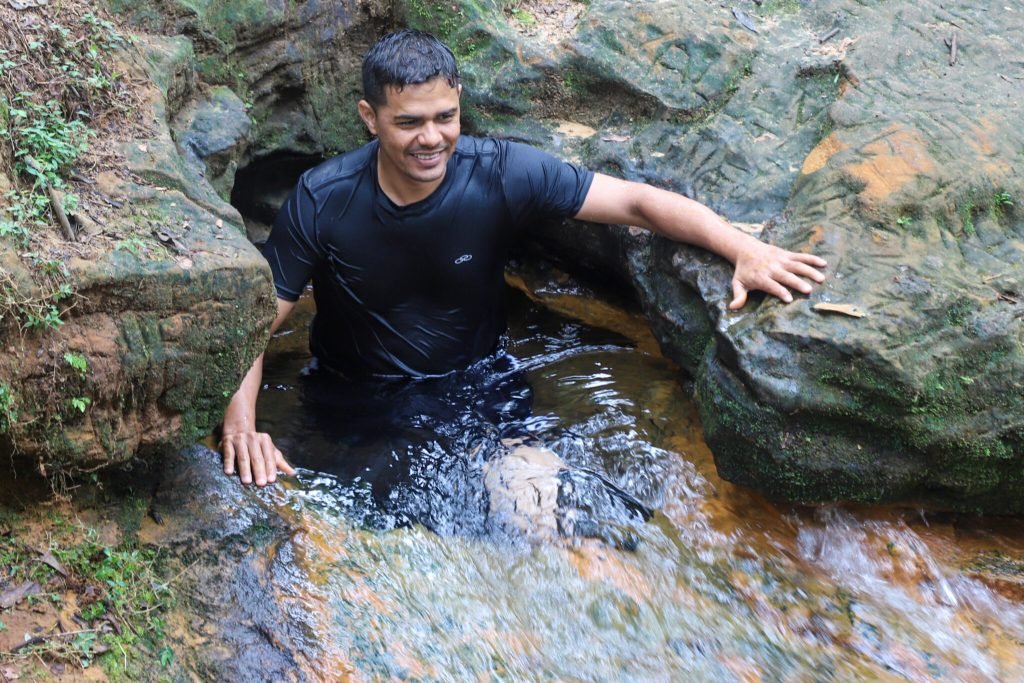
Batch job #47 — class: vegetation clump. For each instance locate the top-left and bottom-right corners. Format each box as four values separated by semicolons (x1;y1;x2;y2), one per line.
0;507;175;679
0;0;140;333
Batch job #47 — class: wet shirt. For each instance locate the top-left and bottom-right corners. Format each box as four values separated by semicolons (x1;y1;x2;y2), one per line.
263;135;594;378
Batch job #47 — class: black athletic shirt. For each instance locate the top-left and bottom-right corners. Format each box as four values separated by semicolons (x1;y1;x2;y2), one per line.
263;135;595;378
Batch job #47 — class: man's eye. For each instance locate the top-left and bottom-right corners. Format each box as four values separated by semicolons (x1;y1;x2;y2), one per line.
397;120;417;127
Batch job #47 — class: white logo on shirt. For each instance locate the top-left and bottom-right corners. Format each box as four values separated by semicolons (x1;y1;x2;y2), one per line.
454;254;473;265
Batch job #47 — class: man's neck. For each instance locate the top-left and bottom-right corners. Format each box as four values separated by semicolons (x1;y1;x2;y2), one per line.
376;161;445;207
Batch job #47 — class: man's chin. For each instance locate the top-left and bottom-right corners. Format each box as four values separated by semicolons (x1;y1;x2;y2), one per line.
404;163;448;185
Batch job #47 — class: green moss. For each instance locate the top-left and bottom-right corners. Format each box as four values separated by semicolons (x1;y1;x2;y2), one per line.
0;382;16;433
702;331;1023;510
757;0;801;14
307;75;370;156
201;0;282;49
402;0;471;42
510;7;535;26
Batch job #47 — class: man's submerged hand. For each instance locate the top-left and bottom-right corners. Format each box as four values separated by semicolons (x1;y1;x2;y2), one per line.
728;240;827;310
220;430;297;487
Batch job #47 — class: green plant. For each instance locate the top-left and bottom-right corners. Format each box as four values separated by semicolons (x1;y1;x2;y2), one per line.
0;522;175;675
0;382;16;432
511;7;536;26
8;94;92;185
24;305;63;330
990;190;1014;223
64;351;88;376
69;396;91;413
81;12;130;51
896;215;912;228
114;235;149;256
959;194;977;237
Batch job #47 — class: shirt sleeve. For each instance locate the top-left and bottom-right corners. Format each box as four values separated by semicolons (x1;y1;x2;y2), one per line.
261;174;322;301
499;141;595;226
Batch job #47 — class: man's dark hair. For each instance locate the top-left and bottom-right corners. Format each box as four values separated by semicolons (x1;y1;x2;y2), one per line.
362;29;460;107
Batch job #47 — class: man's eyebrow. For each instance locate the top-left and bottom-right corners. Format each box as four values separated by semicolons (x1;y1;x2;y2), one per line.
392;108;458;122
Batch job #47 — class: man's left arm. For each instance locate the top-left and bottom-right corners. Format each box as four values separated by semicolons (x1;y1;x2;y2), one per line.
575;173;827;309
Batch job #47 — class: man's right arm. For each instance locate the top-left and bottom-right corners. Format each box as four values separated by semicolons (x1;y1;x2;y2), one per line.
220;297;297;486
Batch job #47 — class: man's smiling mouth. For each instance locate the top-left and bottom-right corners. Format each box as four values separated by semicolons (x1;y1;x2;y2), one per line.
411;149;446;161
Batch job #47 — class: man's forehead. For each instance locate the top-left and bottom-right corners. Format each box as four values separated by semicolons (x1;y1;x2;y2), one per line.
382;78;459;102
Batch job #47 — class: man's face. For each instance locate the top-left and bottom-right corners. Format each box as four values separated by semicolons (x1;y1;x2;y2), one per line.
358;77;461;202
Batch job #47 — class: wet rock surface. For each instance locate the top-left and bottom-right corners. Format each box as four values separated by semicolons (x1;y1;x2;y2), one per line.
145;445;328;682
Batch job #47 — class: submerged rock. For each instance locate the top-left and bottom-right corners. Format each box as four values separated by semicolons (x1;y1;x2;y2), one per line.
484;440;652;548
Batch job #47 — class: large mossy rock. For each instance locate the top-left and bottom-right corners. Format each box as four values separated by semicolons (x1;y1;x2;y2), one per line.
94;0;1022;512
401;0;1024;512
0;31;275;470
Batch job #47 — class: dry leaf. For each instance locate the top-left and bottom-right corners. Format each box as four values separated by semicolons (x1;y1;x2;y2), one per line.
215;219;224;229
0;580;40;609
650;152;666;158
813;303;867;318
137;144;148;153
36;549;67;576
601;134;630;142
732;7;758;34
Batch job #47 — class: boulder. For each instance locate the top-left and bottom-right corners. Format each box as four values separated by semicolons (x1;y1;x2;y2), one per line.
0;25;275;470
401;0;1024;512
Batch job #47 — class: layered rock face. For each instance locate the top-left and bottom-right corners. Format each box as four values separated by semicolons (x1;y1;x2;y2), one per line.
0;27;276;468
8;0;1018;511
430;0;1023;512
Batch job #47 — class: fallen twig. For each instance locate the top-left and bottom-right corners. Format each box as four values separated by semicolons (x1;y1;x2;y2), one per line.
997;292;1020;305
22;155;77;242
949;31;958;66
5;627;105;656
820;27;840;44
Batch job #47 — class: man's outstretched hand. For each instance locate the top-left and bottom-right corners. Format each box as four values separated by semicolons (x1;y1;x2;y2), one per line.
221;430;296;487
728;240;827;310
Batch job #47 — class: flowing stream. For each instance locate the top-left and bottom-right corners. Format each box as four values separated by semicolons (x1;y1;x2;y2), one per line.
248;283;1024;681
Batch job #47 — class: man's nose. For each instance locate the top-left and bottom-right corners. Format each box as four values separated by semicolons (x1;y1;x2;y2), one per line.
418;122;442;148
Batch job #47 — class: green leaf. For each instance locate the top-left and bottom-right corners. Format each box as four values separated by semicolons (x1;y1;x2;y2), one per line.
64;351;88;374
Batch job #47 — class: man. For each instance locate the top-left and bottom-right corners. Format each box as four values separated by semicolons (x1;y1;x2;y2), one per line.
220;29;826;490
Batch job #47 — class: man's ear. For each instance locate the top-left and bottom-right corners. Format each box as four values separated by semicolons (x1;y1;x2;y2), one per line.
357;99;377;136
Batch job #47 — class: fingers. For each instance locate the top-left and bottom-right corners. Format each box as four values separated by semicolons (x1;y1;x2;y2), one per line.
789;252;828;268
220;432;293;487
277;449;297;476
773;268;815;295
250;445;268;486
236;441;253;485
222;440;236;476
729;279;748;310
787;260;827;284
